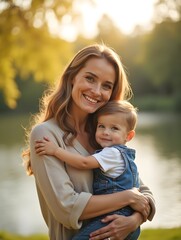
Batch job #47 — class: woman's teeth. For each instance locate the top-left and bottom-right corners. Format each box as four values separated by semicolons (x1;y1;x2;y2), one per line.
85;95;98;103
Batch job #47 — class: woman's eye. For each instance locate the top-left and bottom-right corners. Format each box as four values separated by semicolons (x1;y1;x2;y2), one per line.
102;84;113;90
86;76;94;82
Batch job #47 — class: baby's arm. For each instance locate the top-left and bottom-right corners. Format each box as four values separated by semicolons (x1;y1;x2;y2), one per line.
35;137;100;169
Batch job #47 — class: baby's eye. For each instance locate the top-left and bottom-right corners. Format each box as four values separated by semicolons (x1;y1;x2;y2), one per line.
97;124;105;129
111;126;119;131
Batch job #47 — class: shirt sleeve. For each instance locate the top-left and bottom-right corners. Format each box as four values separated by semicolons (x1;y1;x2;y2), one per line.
92;147;124;173
139;178;156;221
30;123;92;230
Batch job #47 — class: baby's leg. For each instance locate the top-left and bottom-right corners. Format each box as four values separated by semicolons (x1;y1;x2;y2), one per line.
72;218;107;240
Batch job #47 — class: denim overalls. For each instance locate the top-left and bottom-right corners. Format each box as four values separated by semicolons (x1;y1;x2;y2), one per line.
73;145;140;240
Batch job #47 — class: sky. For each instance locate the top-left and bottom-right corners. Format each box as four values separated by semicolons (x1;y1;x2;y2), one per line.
48;0;157;41
80;0;156;34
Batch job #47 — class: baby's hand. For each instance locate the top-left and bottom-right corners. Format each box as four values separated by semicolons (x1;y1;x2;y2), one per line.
35;137;58;156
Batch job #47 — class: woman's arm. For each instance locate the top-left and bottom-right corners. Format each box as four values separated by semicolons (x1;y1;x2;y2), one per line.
89;183;155;240
30;124;92;230
80;187;150;221
139;178;156;221
35;137;100;169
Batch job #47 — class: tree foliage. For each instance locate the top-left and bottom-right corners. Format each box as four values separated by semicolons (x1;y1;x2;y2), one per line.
1;0;181;111
140;20;181;95
0;0;76;108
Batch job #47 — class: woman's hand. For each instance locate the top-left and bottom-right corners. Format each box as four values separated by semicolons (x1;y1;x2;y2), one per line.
89;213;142;240
128;188;150;221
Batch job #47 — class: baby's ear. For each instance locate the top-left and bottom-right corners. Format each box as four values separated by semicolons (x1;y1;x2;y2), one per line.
126;130;135;142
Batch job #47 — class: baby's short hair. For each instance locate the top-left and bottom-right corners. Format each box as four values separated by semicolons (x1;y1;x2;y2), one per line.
96;100;138;131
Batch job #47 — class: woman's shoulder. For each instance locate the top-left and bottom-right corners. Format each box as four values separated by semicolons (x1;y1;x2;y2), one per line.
30;118;66;147
31;118;63;136
33;118;57;129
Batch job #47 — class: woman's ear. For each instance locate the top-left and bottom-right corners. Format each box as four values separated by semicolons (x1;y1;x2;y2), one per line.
126;130;135;142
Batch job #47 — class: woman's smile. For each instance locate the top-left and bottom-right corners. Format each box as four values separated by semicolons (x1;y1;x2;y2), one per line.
83;94;99;104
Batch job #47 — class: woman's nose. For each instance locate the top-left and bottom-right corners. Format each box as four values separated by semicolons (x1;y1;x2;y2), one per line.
92;84;101;96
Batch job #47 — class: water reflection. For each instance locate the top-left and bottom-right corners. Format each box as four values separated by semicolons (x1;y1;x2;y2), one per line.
129;136;181;229
0;145;47;234
137;112;181;160
131;113;181;229
0;113;181;234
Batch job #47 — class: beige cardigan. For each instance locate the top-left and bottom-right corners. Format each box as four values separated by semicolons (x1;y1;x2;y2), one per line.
30;118;155;240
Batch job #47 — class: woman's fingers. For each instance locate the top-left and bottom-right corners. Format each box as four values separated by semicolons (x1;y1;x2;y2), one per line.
89;215;129;240
141;200;151;222
89;224;112;240
130;188;149;210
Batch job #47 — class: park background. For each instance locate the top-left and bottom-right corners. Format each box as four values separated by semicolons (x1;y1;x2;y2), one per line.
0;0;181;239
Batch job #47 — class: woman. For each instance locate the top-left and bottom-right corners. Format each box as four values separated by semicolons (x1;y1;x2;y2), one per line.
22;44;155;240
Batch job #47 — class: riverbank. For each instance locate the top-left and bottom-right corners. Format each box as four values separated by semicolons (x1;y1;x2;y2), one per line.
0;228;181;240
133;96;177;112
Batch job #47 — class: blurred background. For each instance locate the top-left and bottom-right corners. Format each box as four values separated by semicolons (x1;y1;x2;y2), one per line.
0;0;181;236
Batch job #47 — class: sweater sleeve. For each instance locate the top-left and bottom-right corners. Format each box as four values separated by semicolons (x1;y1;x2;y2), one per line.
139;178;156;221
30;123;92;230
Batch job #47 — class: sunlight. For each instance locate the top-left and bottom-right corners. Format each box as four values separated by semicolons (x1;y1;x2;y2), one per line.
47;0;157;41
96;0;156;34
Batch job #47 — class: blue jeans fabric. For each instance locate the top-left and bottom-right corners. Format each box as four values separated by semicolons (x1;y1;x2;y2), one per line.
72;145;140;240
72;211;140;240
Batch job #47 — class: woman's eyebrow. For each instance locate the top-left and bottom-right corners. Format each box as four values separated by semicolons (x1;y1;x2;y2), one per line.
85;71;98;78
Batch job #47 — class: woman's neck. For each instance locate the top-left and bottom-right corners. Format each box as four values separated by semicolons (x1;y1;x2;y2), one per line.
76;131;94;154
68;104;95;153
70;104;89;133
71;114;87;134
70;111;94;153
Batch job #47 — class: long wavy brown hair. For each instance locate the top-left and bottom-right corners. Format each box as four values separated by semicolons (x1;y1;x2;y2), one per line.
22;43;132;175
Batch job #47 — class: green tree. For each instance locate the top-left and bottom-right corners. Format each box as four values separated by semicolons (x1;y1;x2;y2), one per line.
141;20;181;96
0;0;93;109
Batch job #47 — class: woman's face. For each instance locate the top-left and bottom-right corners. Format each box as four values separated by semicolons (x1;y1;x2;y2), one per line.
71;58;116;115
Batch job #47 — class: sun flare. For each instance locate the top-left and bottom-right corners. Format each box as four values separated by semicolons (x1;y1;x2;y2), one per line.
79;0;156;38
48;0;156;41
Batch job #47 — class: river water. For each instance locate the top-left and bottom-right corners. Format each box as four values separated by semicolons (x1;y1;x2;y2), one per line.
0;112;181;235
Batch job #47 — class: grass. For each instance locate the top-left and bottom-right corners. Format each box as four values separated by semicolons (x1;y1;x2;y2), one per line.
0;228;181;240
0;232;48;240
139;228;181;240
0;231;49;240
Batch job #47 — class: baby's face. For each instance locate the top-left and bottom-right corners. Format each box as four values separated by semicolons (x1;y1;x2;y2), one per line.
95;113;128;148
